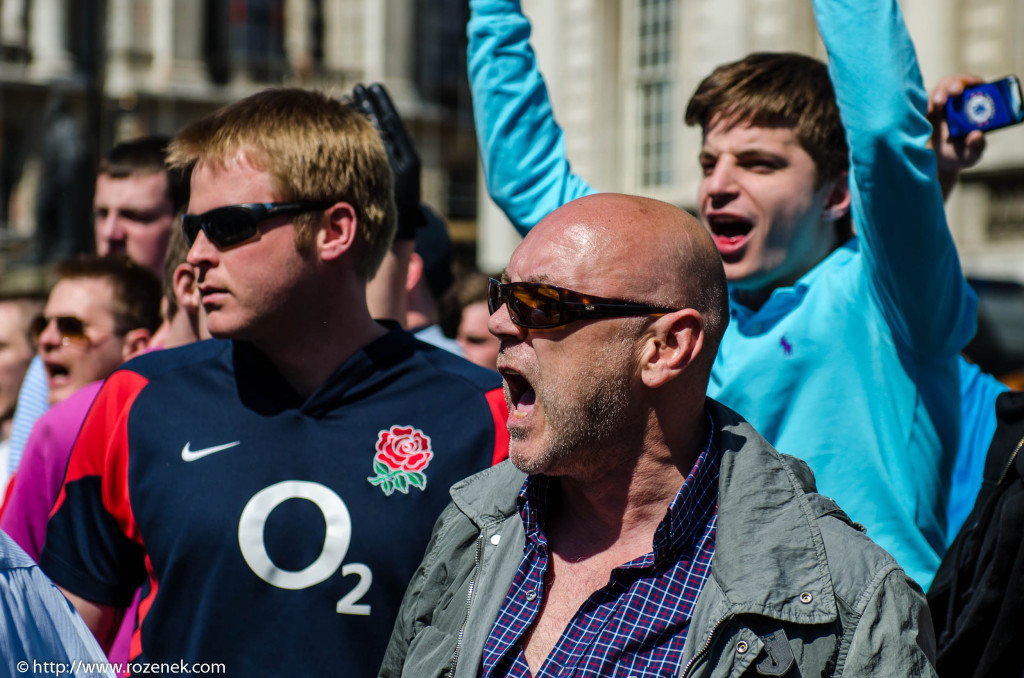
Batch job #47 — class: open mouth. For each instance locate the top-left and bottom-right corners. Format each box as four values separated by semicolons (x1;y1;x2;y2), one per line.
498;367;536;420
706;215;754;257
43;361;70;388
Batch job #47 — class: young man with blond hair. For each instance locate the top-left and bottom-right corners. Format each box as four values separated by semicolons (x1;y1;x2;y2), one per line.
41;88;508;675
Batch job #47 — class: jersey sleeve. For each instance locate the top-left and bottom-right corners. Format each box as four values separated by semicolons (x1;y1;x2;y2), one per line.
39;371;149;608
468;0;597;234
485;386;511;465
813;0;977;359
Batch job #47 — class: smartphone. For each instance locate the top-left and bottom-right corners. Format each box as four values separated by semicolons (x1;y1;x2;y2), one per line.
946;76;1024;138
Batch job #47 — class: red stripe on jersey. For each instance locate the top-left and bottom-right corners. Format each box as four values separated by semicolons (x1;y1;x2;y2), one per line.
51;370;150;544
486;387;510;465
0;470;16;518
130;554;159;662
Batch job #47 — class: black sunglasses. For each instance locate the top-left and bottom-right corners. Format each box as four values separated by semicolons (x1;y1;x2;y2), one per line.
30;315;90;346
181;202;333;248
487;278;676;330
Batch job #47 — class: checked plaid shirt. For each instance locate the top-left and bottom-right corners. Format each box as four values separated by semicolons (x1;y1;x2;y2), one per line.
481;413;720;678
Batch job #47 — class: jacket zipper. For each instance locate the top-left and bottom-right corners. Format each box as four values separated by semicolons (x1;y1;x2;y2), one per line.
679;616;727;678
995;434;1024;486
447;535;484;678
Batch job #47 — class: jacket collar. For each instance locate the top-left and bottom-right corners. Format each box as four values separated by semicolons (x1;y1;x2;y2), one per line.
450;459;526;528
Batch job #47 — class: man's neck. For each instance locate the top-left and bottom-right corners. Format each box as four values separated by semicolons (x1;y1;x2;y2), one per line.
549;414;709;562
254;310;388;400
551;454;691;562
156;313;202;350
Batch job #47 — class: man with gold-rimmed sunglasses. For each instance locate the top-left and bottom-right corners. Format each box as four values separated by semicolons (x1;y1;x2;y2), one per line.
32;256;161;406
382;193;936;678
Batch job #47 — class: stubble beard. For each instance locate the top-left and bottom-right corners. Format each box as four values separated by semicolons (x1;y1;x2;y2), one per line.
509;340;641;479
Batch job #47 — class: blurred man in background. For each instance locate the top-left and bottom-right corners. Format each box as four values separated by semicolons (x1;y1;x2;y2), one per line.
5;136;188;481
93;136;188;275
455;272;499;371
0;294;44;494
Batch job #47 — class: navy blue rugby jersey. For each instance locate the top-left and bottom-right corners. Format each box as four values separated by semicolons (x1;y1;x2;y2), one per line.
41;328;509;675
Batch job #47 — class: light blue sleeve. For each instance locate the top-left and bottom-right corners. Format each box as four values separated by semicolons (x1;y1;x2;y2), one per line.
468;0;597;235
0;531;114;676
7;356;50;476
947;359;1006;543
812;0;977;358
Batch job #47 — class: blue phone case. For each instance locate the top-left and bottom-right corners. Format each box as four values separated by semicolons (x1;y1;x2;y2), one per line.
946;76;1024;138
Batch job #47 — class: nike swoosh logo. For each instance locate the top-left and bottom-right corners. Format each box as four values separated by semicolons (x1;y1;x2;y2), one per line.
181;441;241;462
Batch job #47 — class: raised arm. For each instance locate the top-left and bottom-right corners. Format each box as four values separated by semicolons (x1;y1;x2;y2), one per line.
468;0;596;234
812;0;976;357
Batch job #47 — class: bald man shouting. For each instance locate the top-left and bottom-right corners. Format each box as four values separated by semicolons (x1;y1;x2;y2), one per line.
380;193;937;678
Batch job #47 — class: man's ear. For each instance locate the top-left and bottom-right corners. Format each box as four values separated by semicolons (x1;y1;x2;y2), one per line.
173;263;199;313
318;202;359;261
822;170;852;222
405;252;424;294
639;309;705;389
122;328;152;361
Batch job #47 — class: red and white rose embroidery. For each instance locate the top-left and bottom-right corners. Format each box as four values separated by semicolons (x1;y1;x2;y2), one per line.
368;425;434;496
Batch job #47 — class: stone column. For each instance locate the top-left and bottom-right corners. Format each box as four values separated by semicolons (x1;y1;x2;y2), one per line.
283;0;313;82
363;0;386;82
381;0;415;99
323;0;364;78
149;0;208;89
104;0;136;95
1;0;28;55
475;165;522;274
28;0;74;78
901;0;957;85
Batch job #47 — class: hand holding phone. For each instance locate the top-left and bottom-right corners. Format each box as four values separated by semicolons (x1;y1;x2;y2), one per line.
945;76;1024;138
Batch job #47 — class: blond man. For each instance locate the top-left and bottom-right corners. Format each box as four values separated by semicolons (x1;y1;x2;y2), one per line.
41;89;509;675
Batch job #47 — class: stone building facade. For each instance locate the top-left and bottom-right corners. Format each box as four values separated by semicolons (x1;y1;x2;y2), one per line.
0;0;479;270
476;0;1024;283
0;0;1022;286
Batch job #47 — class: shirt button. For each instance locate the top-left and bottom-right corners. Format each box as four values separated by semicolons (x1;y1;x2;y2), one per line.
525;589;537;601
800;592;813;604
736;640;748;654
490;534;501;545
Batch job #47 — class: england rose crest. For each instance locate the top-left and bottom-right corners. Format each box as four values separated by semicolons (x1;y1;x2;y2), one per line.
368;425;434;496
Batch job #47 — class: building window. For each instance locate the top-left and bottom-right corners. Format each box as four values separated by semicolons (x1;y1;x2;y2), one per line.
983;171;1024;241
633;0;674;188
414;0;471;108
205;0;286;84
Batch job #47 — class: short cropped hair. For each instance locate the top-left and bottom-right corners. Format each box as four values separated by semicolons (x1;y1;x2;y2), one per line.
166;88;397;278
99;136;190;214
53;256;163;334
685;52;852;243
161;214;189;320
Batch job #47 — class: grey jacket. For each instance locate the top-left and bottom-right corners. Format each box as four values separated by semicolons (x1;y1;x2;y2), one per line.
379;400;938;677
